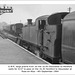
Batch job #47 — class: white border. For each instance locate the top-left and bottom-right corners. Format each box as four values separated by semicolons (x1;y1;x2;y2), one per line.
0;1;75;4
0;1;75;74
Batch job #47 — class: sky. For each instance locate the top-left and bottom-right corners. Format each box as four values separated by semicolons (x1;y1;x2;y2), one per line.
0;4;75;24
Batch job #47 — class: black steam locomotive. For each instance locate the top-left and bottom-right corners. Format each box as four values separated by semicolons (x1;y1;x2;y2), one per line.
3;11;75;64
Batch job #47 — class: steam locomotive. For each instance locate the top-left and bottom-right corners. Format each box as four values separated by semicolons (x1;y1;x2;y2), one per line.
2;11;75;64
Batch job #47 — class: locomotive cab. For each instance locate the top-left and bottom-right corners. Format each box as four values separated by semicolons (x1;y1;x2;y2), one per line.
38;20;46;30
39;12;68;64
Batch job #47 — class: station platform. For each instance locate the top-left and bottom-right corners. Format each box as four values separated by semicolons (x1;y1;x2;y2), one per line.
0;38;49;64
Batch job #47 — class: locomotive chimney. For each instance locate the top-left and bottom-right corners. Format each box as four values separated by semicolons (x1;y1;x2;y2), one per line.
27;19;32;25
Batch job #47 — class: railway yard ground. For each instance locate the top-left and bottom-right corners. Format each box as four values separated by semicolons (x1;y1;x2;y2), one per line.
0;33;49;64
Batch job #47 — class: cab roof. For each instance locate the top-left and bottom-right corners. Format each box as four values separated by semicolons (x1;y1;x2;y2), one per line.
36;15;49;20
63;11;75;21
47;12;69;25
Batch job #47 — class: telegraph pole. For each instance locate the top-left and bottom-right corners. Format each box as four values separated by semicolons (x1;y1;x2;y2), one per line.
0;5;13;15
68;7;71;13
